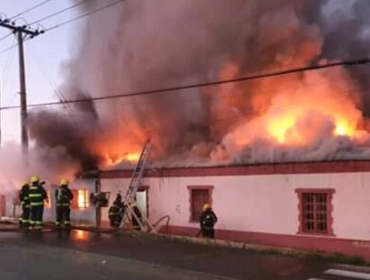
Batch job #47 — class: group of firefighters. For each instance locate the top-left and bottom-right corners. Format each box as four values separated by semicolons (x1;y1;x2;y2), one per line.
18;175;219;238
18;175;73;229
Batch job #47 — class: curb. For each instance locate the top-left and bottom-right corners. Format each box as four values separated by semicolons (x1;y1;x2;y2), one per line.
58;226;370;267
2;221;368;267
149;232;370;267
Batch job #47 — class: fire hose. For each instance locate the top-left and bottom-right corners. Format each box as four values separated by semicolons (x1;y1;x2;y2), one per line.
151;215;170;233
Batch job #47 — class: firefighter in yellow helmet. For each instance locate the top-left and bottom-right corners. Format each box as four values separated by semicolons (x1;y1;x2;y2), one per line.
55;178;74;229
19;181;31;228
199;203;218;239
28;175;48;229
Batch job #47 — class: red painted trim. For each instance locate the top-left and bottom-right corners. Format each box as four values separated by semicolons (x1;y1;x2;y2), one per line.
13;190;20;205
187;186;214;223
296;189;335;236
98;161;370;179
160;225;370;260
0;195;5;217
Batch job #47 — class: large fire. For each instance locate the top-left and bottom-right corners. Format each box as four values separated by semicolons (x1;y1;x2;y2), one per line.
25;0;370;170
211;64;370;164
92;66;368;168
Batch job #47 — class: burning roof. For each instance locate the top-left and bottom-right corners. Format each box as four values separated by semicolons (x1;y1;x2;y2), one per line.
27;0;370;172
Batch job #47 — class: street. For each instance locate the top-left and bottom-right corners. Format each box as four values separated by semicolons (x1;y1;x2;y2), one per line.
0;229;369;280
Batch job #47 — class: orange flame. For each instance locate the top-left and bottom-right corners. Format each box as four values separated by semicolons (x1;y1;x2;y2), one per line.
220;66;365;153
126;153;140;162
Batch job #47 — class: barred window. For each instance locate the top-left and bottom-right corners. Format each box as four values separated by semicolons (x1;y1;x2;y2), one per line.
296;189;334;236
188;186;213;222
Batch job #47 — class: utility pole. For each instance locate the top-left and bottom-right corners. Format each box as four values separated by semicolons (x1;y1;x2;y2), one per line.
0;18;44;152
0;65;2;146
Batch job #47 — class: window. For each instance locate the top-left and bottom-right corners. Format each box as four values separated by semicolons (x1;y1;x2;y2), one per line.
72;189;89;209
44;191;52;208
296;189;335;235
188;186;213;222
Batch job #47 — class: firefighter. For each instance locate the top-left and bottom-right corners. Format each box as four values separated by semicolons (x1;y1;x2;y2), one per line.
55;178;74;229
28;175;48;229
130;202;142;231
108;193;125;228
19;181;31;228
199;204;218;239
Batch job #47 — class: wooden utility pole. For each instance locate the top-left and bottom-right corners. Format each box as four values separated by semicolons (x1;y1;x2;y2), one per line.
0;18;43;152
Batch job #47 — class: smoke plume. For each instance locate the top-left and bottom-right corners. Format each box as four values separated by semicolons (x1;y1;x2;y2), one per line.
28;0;370;170
0;142;79;194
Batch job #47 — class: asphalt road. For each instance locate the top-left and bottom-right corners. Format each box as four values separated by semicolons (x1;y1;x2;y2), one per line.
0;229;368;280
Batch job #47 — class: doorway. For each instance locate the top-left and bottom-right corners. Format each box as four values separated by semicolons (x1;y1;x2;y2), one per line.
136;187;148;218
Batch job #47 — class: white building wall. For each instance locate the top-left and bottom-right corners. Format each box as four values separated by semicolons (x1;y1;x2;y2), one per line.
101;172;370;241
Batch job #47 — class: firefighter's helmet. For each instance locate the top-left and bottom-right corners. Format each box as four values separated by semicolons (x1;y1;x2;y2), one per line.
60;178;69;186
31;175;40;183
203;203;212;211
22;181;28;187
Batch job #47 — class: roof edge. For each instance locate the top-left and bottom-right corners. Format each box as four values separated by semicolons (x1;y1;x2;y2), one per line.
94;160;370;179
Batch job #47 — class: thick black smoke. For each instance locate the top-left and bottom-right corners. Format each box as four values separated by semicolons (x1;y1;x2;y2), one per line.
305;0;370;116
28;0;370;170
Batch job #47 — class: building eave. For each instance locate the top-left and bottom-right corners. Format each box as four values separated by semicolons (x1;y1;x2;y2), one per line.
90;160;370;179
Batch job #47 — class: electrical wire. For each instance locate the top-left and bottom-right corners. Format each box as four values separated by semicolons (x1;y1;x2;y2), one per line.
27;41;80;127
0;0;126;57
45;0;127;32
28;70;356;115
30;0;97;25
102;86;361;133
9;0;55;20
0;33;12;43
0;42;19;56
0;57;368;111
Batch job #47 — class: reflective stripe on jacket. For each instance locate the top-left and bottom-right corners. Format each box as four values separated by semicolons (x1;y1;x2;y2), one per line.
28;184;47;207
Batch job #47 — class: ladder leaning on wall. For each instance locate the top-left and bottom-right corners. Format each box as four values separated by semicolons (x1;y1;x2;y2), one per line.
123;140;157;233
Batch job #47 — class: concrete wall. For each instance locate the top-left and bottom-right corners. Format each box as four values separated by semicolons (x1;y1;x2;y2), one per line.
101;172;370;241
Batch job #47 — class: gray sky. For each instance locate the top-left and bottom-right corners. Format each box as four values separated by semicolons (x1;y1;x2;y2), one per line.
0;0;76;142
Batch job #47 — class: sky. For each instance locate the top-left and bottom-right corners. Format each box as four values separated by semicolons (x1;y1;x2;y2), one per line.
0;0;77;143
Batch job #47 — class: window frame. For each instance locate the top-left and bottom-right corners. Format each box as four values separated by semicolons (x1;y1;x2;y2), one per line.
137;185;150;219
0;195;5;217
296;188;335;236
71;189;90;210
188;185;214;223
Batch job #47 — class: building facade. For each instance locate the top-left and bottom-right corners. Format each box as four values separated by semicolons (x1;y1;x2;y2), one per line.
98;161;370;259
1;161;370;259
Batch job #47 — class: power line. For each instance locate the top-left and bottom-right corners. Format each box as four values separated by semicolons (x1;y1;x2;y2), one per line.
30;0;96;25
27;69;356;119
96;87;359;135
1;36;17;87
0;33;12;43
45;0;127;32
0;41;19;56
9;0;54;20
0;57;369;111
0;0;126;57
27;41;81;127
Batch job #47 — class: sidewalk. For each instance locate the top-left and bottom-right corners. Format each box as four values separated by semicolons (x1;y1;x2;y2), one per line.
1;218;368;267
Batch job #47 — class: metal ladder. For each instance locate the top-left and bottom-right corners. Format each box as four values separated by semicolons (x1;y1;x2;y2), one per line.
123;140;157;233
